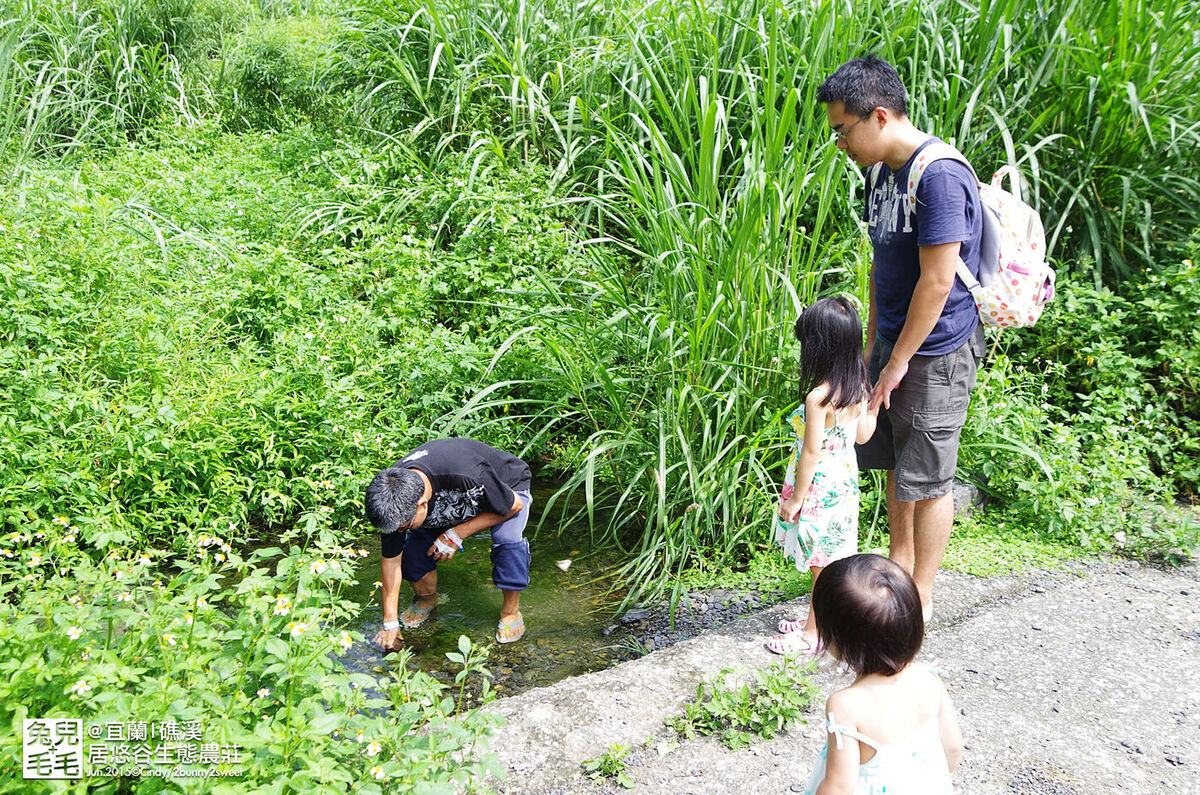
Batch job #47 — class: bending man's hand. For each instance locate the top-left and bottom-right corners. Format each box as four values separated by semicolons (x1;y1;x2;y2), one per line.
870;357;908;411
426;529;463;562
373;626;402;651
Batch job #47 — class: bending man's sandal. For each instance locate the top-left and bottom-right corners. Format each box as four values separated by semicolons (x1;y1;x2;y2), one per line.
496;612;525;644
400;593;447;629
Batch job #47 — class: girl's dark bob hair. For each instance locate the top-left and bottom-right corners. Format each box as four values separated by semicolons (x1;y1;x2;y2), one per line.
812;554;924;676
794;296;871;409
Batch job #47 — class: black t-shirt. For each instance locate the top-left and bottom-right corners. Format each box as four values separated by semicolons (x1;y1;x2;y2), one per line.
380;439;531;558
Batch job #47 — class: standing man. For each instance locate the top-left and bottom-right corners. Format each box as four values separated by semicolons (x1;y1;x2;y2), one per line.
364;438;532;649
816;56;984;620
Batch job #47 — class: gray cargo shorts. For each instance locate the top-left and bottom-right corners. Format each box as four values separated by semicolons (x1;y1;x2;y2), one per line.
856;326;984;502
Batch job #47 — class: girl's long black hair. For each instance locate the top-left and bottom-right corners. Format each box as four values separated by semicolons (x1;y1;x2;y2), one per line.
795;296;871;409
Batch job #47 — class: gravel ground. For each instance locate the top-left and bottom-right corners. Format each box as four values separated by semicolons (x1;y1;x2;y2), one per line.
481;557;1199;794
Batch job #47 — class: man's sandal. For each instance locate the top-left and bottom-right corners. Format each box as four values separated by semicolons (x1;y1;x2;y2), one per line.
400;593;447;629
765;631;817;656
496;613;525;644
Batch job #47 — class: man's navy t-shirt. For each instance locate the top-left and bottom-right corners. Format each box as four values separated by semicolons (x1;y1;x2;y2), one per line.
864;138;982;355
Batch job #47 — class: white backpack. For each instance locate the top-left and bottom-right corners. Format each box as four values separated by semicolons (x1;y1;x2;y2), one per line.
871;142;1056;328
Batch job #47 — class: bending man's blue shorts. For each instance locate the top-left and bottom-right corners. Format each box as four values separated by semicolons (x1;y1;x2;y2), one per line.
399;490;532;591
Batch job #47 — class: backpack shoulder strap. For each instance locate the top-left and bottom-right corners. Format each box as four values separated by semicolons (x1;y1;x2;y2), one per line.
906;141;976;205
906;141;982;293
868;162;883;193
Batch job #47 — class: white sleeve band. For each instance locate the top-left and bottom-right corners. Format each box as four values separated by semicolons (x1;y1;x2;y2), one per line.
382;620;400;630
444;529;463;549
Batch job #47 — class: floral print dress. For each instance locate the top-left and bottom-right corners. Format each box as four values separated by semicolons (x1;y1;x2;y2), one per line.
775;404;862;572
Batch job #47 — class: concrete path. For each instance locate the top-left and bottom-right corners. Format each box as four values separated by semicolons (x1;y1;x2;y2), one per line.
482;558;1199;794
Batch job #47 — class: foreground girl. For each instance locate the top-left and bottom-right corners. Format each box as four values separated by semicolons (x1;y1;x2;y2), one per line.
802;554;963;794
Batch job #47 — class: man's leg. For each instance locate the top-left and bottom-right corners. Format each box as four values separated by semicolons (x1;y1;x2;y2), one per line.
911;490;954;610
886;472;916;574
400;530;443;627
492;490;532;642
499;589;522;641
410;570;439;607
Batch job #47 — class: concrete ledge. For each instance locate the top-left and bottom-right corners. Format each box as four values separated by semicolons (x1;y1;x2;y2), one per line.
483;566;1048;793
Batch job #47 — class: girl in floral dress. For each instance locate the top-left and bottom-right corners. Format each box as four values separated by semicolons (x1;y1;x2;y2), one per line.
767;297;878;655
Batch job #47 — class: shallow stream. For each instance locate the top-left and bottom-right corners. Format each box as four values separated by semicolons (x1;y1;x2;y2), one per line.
339;494;633;697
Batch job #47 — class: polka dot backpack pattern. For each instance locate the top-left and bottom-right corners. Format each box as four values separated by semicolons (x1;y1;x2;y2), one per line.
896;142;1056;329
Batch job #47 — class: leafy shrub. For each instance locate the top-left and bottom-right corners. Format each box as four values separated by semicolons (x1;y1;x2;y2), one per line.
221;14;343;129
0;518;501;793
961;322;1198;562
670;658;820;750
1016;255;1200;496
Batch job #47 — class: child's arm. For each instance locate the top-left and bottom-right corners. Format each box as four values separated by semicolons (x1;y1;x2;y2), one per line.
815;692;860;795
855;399;879;445
779;389;832;523
937;680;964;772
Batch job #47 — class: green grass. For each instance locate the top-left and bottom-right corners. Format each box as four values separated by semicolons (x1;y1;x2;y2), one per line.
942;513;1085;577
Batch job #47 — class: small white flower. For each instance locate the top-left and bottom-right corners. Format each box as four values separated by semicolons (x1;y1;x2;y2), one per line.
163;633;177;646
66;626;82;640
137;555;152;566
337;631;353;651
62;534;75;543
67;679;91;697
371;764;385;779
309;559;328;574
273;596;291;616
28;553;43;566
288;621;309;639
257;688;270;698
365;742;382;757
116;592;131;602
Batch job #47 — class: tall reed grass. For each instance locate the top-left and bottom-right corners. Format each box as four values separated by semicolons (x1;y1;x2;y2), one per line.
0;0;196;166
334;0;1198;598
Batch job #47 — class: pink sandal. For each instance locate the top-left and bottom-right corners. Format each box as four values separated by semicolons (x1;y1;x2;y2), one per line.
765;631;817;656
777;616;807;634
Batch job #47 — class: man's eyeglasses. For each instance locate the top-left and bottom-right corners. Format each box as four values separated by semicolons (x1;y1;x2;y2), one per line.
833;112;873;140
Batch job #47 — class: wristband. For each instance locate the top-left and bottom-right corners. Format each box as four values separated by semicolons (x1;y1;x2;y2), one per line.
443;529;463;550
382;620;400;631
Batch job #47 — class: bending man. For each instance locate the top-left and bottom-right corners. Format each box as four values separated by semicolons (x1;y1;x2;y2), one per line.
365;438;532;649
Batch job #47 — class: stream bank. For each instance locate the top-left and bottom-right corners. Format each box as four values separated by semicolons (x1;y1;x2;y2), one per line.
480;557;1200;794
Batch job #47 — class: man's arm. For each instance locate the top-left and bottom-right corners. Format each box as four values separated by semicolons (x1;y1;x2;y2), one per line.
373;553;404;650
869;241;959;409
426;492;524;561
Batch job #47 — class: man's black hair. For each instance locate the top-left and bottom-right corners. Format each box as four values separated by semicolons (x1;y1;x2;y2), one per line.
364;466;424;534
816;55;909;117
